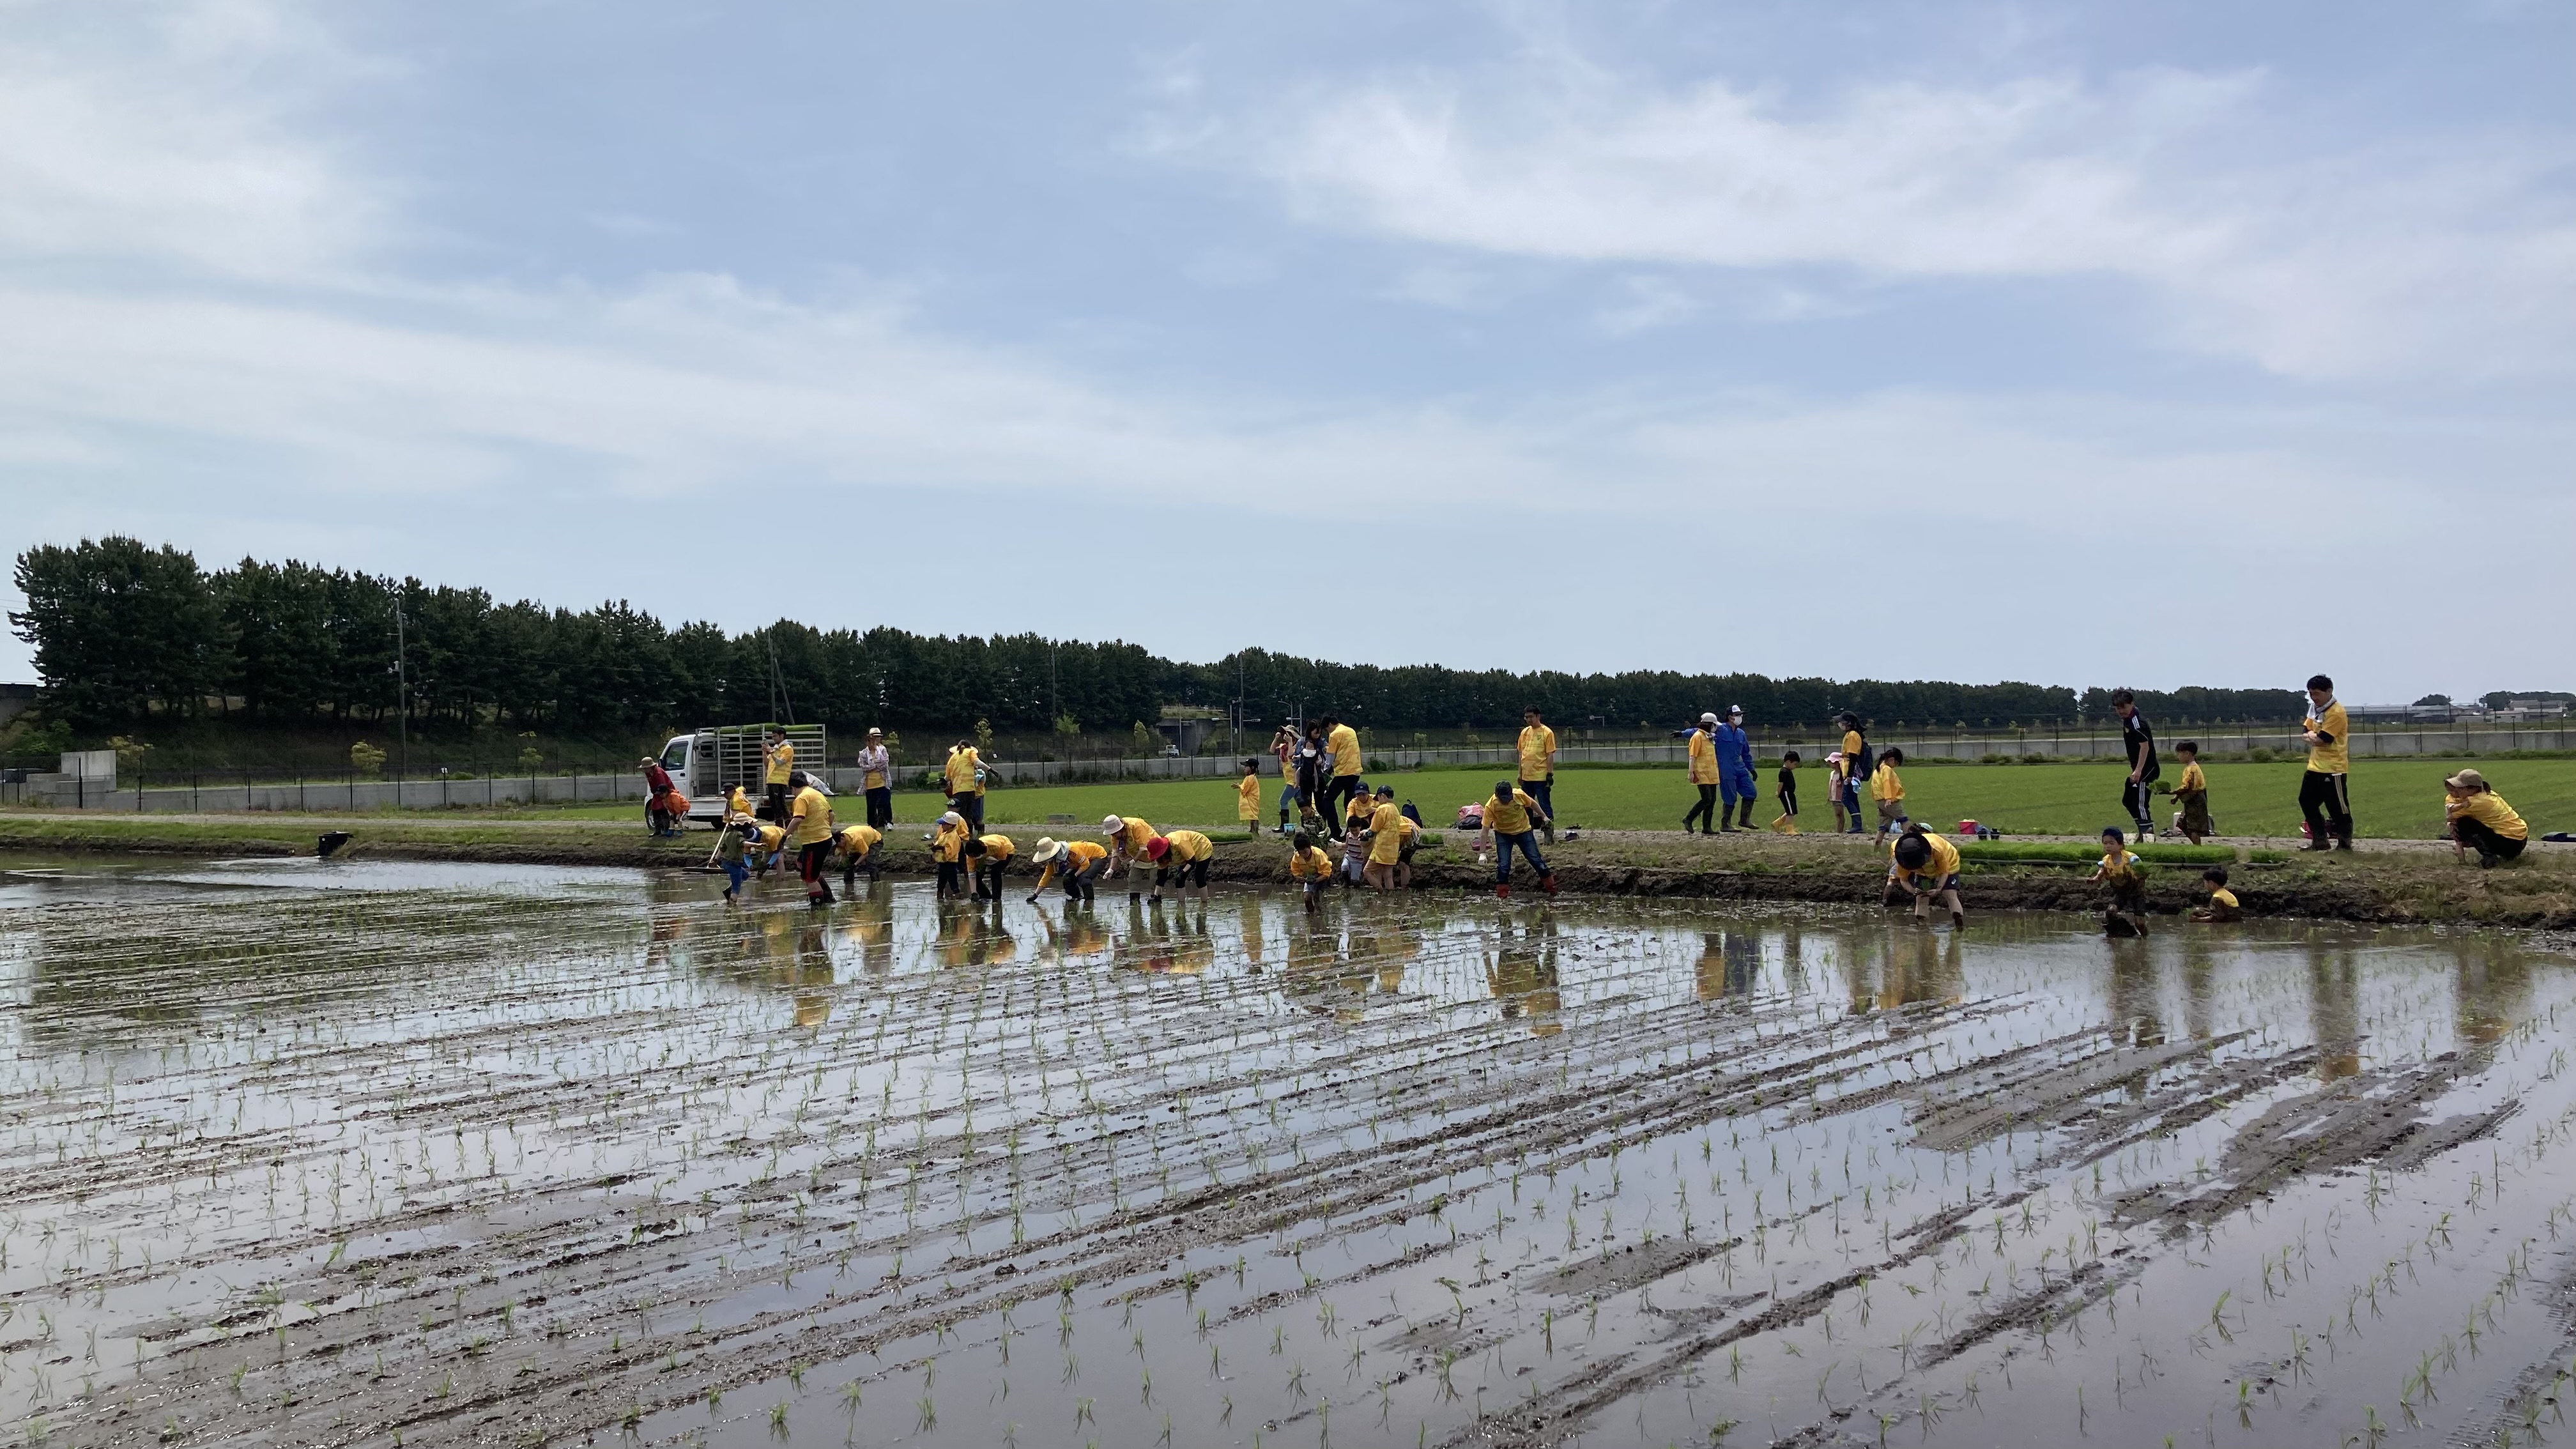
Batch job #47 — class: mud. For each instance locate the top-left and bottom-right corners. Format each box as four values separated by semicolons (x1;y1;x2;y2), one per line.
4;855;2576;1448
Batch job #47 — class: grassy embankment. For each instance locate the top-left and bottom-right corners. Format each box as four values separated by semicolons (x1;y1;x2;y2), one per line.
4;785;2570;928
489;756;2572;840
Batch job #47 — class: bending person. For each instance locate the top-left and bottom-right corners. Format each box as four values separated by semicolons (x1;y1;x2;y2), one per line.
1476;778;1558;899
1888;824;1965;928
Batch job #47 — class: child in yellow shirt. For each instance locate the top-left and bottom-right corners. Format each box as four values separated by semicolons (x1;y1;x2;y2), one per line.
1286;830;1335;912
1869;749;1908;843
2190;866;2239;921
2165;741;2212;844
2086;827;2149;936
1238;760;1264;836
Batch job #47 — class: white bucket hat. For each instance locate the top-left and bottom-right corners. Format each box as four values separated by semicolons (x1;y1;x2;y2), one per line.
1032;837;1064;864
1101;814;1124;834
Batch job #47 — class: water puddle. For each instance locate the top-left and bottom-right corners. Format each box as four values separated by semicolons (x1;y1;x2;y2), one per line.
3;854;2572;1448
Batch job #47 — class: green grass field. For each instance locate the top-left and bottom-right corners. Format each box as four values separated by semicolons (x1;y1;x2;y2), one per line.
514;756;2575;841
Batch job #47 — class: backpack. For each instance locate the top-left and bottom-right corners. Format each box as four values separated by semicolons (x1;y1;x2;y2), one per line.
1853;733;1876;781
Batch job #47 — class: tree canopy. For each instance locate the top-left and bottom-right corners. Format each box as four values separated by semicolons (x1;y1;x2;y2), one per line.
12;538;2312;735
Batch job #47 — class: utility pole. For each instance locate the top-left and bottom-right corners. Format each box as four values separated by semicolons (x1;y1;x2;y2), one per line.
394;599;409;781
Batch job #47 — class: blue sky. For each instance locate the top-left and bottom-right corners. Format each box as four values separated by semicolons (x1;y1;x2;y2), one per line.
2;0;2569;702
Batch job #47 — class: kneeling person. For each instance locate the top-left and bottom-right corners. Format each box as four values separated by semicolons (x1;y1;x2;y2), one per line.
2444;769;2528;868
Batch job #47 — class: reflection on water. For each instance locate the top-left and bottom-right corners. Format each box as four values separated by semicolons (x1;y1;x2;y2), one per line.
7;852;2576;1449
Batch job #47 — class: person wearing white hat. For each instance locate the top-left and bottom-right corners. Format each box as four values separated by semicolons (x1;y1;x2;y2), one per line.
1102;814;1157;898
855;728;894;830
930;809;970;899
1027;836;1110;903
1682;712;1723;835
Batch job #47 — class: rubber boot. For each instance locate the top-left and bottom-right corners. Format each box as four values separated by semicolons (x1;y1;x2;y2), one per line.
1542;873;1559;896
1495;884;1511;899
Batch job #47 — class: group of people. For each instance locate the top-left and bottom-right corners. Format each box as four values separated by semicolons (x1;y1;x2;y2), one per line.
673;668;2538;925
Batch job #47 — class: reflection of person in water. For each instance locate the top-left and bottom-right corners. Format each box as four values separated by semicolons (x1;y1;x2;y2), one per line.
2106;936;2164;1049
840;893;895;978
1861;927;1963;1011
1695;931;1759;1005
1238;895;1266;970
1487;917;1564;1036
2306;942;2361;1081
2175;931;2216;1043
2451;935;2531;1050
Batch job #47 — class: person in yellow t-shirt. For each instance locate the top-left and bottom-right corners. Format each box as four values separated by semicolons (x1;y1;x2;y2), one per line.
1362;793;1405;890
2298;675;2353;850
1146;829;1215;903
2086;827;2149;937
1887;824;1964;927
2165;741;2212;844
754;822;786;875
1238;760;1264;835
781;771;836;907
930;811;971;899
1103;814;1158;898
763;730;795;821
2444;768;2528;868
1837;712;1869;834
1286;830;1335;912
1517;708;1559;843
944;740;990;834
1319;717;1363;839
727;784;756;822
1475;779;1556;898
1683;712;1722;835
2191;866;2241;921
834;822;884;887
964;832;1016;901
1344;788;1376;836
1027;837;1110;903
1869;748;1909;843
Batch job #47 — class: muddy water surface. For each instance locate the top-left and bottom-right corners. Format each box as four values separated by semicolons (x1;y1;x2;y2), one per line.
6;855;2576;1448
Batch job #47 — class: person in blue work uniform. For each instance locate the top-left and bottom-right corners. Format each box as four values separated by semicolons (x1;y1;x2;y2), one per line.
1713;705;1759;832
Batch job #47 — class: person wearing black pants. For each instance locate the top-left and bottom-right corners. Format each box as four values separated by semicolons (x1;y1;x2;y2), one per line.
2298;675;2354;850
1685;783;1719;834
2112;689;2159;841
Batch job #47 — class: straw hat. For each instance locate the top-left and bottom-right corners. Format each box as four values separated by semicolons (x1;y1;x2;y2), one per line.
1031;838;1065;864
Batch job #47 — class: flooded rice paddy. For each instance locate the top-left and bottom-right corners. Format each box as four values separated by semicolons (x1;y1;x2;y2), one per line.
6;855;2576;1448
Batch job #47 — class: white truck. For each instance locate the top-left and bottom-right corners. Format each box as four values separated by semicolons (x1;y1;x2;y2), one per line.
654;724;828;826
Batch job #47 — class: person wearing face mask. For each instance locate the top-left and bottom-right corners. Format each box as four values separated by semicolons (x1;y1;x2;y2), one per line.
1715;705;1759;832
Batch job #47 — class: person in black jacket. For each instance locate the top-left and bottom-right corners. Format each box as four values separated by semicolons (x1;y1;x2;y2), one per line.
2112;689;2160;843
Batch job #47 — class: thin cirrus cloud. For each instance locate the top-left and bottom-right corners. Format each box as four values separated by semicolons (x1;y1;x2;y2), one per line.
1248;59;2576;380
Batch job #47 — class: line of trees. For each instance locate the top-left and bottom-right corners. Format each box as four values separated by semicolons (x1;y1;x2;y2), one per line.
10;537;2310;739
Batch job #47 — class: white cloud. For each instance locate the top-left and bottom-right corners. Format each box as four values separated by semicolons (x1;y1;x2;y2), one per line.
0;0;386;280
1246;57;2576;379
